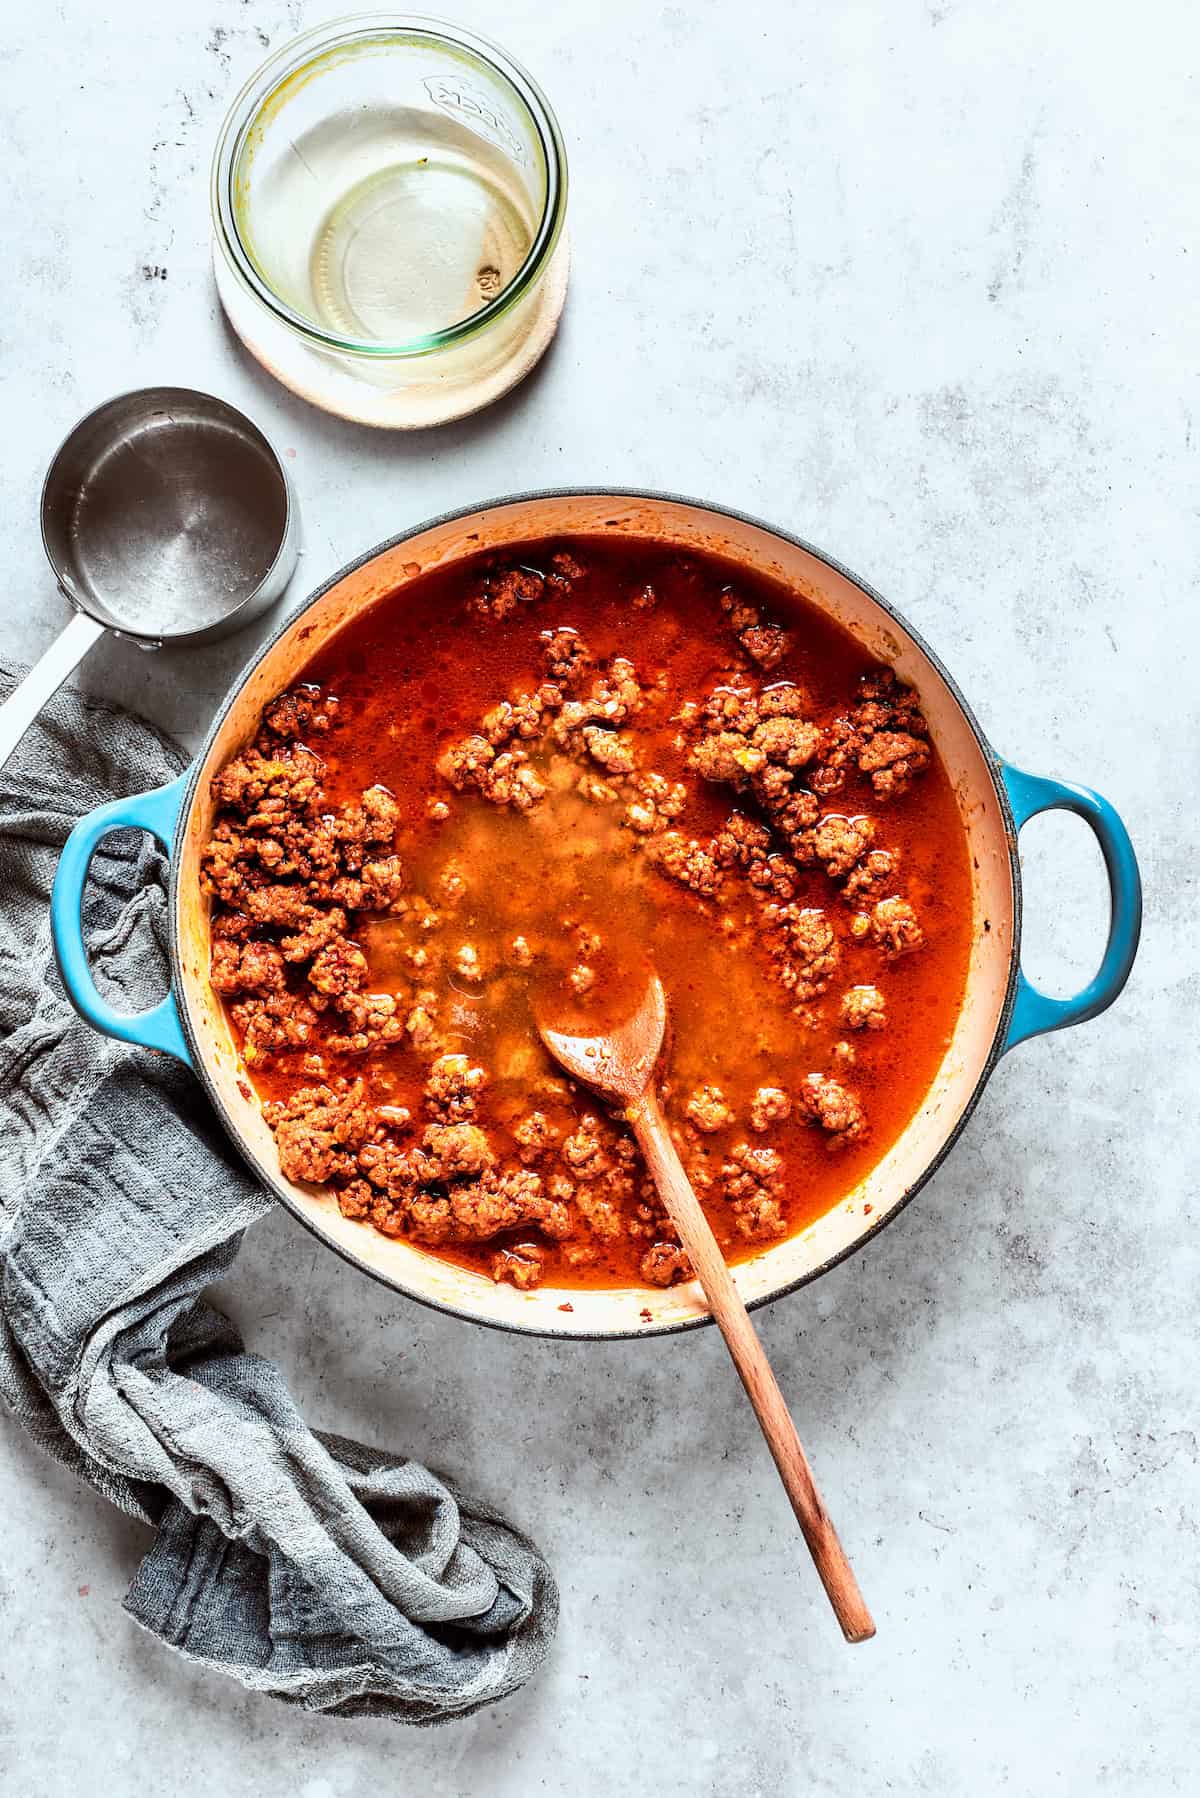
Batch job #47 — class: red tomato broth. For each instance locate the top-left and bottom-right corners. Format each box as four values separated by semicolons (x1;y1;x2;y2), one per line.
224;537;974;1288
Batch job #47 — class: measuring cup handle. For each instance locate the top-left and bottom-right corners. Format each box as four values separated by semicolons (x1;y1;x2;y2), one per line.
51;772;193;1065
0;611;108;775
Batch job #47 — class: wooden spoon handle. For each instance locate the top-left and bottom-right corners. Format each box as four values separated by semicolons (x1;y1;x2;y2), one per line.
629;1091;876;1644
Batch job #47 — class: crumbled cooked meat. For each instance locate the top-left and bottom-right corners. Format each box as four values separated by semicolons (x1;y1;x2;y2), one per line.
713;813;799;899
763;903;840;1001
492;1243;545;1289
479;693;546;747
231;991;319;1065
438;863;468;904
422;1122;496;1179
333;855;408;912
541;627;593;687
641;1242;693;1286
686;1085;735;1133
797;1074;867;1148
405;990;441;1049
832;1039;856;1067
210;743;325;819
437;733;495;790
841;847;897;903
857;731;931;800
574;1173;628;1239
324;990;406;1055
582;726;636;774
721;1143;787;1239
553;656;644;746
870;896;924;957
644;831;723;897
473;564;545;619
813;669;930;799
567;963;595;995
751;715;821;767
841;985;887;1030
307;937;368;996
393;1165;570;1247
335;786;400;853
740;623;789;669
263;1080;373;1184
454;943;484;983
513;1111;557;1162
262;684;338;740
812;814;876;878
718;589;791;671
548;549;585;583
749;1087;790;1131
562;1114;610;1179
209;938;285;995
425;1053;487;1121
510;934;534;967
623;770;688;834
688;731;765;784
577;771;620;804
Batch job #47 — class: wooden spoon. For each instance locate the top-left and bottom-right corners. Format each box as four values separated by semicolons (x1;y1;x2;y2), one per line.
539;972;876;1644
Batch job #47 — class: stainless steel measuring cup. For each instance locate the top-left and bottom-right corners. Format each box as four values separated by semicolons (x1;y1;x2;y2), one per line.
0;386;298;772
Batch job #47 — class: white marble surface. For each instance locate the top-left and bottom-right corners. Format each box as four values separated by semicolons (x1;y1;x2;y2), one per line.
1;1;1196;1792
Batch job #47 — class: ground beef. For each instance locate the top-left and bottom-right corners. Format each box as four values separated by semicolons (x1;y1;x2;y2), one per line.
641;1242;693;1286
323;991;406;1055
763;903;840;1001
473;564;545;619
797;1074;867;1149
422;1122;495;1179
264;1080;373;1184
812;814;876;878
644;831;723;897
870;896;924;957
688;731;765;785
813;669;930;800
307;938;368;997
492;1243;546;1289
513;1110;557;1161
842;847;897;903
582;725;636;773
749;1087;791;1131
686;1084;735;1133
209;938;285;995
721;1143;787;1239
262;683;338;740
232;991;319;1065
425;1054;488;1121
541;627;593;686
841;985;887;1030
562;1114;611;1179
623;771;688;834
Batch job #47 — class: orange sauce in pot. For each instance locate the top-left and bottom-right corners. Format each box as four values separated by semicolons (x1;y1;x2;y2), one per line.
219;537;974;1289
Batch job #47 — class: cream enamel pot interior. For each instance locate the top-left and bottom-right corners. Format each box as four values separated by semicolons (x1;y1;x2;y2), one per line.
51;492;1142;1339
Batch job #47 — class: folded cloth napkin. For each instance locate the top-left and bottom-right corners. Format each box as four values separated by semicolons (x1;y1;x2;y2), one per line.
0;672;557;1720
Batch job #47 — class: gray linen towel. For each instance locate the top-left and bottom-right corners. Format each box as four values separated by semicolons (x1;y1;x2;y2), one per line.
0;672;557;1720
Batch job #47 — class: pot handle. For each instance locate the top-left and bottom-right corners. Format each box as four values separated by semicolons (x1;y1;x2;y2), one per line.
1000;761;1141;1053
50;772;193;1065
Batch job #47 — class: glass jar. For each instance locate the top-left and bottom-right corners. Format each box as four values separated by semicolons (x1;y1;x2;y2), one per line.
210;15;569;428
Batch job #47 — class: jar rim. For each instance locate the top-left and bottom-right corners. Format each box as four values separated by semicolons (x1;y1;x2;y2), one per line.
210;12;568;360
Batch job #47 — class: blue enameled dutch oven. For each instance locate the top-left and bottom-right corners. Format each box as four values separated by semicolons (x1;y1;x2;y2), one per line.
48;492;1141;1338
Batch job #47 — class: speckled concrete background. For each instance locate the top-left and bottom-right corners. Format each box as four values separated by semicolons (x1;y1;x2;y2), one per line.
1;1;1195;1793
